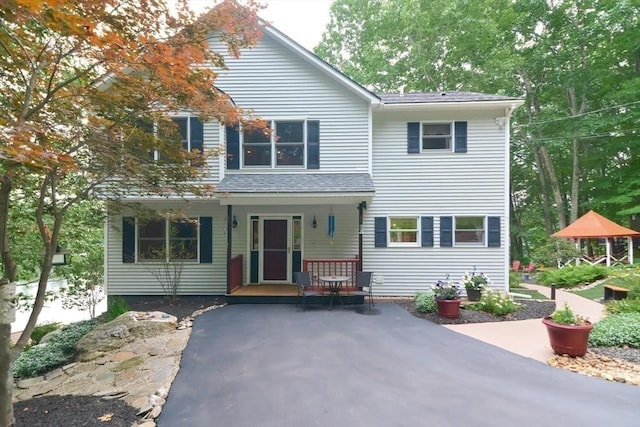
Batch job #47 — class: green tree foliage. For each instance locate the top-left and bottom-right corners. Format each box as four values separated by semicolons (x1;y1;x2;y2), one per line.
317;0;640;263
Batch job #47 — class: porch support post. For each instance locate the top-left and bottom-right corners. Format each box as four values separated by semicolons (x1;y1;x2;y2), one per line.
226;205;233;293
629;236;634;265
358;201;366;271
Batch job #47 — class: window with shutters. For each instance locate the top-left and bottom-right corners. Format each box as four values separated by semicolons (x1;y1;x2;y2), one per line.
454;216;485;245
152;116;204;165
422;123;452;150
138;218;199;262
389;217;418;246
243;120;306;168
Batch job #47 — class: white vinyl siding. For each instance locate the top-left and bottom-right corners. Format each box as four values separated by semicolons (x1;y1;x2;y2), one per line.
365;109;509;296
209;33;370;172
106;201;227;295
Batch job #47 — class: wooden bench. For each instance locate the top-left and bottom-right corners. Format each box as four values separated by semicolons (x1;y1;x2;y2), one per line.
603;285;629;301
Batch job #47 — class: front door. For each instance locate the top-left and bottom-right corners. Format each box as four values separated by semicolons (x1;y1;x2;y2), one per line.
263;219;289;281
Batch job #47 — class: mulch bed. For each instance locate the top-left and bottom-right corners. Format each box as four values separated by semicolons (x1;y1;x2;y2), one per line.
390;298;557;324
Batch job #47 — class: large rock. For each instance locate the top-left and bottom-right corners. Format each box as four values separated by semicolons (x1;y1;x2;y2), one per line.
76;311;176;361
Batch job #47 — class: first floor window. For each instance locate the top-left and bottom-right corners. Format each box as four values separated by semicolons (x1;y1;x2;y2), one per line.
138;218;198;261
455;216;485;245
389;217;418;245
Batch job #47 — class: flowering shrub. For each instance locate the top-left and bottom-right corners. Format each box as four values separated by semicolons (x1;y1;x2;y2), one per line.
471;290;520;316
460;271;489;291
432;277;461;300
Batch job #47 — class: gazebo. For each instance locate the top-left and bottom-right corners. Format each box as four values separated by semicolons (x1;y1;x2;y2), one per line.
552;210;639;266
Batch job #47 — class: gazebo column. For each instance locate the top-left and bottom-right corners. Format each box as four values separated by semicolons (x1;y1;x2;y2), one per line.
629;237;634;265
605;238;611;267
575;239;581;265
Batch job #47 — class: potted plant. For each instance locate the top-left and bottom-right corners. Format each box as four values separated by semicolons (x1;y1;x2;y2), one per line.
461;271;488;302
433;277;461;318
541;303;593;357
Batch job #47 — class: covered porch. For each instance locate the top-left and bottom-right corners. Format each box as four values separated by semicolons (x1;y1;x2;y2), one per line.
216;173;374;304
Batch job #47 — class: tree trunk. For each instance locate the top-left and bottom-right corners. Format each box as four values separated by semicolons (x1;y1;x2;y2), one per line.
0;176;16;425
533;149;554;235
0;278;15;427
539;145;567;230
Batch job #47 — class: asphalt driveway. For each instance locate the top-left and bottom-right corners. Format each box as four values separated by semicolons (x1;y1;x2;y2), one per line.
158;304;639;427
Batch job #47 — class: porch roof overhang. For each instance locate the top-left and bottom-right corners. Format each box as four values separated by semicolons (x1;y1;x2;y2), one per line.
215;173;375;206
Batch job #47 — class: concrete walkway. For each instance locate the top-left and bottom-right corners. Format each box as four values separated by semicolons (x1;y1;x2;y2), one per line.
445;284;605;363
159;303;637;427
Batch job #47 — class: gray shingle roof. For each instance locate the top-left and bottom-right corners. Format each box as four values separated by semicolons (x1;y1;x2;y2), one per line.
216;173;375;194
378;92;522;104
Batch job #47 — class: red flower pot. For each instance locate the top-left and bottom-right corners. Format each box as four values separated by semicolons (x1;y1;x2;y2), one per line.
436;298;461;319
542;317;593;357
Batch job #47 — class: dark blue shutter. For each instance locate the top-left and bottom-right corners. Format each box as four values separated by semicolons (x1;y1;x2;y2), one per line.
122;217;135;263
487;216;501;247
199;217;213;263
454;121;467;153
374;217;387;247
440;216;453;247
307;120;320;169
226;125;240;170
190;117;203;154
407;122;420;153
421;216;434;247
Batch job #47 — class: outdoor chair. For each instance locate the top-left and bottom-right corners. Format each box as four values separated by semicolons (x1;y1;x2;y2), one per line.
522;262;536;273
294;271;322;312
351;271;374;311
511;260;521;272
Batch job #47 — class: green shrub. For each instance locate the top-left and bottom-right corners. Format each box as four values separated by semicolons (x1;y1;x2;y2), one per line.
13;319;97;379
589;313;640;348
629;284;640;300
604;298;640;315
509;271;523;289
414;291;437;313
469;290;521;316
535;265;608;288
30;323;62;345
107;297;129;320
530;237;580;268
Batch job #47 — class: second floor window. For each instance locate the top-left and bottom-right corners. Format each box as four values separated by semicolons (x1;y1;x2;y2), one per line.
422;123;452;150
243;120;305;168
152;116;204;164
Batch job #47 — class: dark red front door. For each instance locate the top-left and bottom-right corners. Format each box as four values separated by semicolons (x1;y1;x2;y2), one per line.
263;219;288;281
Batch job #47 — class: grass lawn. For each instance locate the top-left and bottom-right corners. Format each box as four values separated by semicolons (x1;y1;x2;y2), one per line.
571;283;605;301
510;289;548;300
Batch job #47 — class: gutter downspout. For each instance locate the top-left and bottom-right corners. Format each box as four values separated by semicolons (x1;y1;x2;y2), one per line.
226;205;232;294
504;104;518;292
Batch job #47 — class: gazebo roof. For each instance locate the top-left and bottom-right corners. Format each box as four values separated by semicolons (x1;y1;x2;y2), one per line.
552;210;640;239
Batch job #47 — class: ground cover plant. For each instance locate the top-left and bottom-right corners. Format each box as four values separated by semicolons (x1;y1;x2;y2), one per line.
535;264;608;288
13;319;98;379
589;313;640;348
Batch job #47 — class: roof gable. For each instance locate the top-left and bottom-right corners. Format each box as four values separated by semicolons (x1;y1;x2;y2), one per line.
262;23;380;105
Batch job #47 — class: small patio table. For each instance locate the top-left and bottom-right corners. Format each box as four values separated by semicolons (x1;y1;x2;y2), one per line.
319;276;350;310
